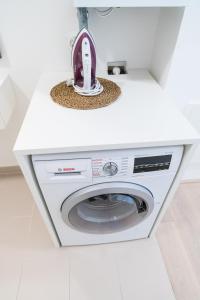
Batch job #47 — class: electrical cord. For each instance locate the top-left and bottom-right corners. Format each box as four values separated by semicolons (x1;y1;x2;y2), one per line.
73;79;103;96
66;78;103;96
95;7;114;17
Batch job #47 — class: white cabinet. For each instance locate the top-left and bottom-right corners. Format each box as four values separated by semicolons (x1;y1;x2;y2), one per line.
73;1;188;89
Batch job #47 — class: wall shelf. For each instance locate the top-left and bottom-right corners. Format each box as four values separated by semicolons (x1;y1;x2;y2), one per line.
74;0;189;8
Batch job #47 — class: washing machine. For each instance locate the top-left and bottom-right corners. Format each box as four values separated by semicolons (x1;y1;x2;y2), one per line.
32;145;183;246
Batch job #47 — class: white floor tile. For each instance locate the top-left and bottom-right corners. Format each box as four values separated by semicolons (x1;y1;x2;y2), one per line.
69;245;122;300
0;216;31;250
26;207;54;251
0;216;31;299
17;250;69;300
0;251;22;300
108;238;175;300
0;175;34;217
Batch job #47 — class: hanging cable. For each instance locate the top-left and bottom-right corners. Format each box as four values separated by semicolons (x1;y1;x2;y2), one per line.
95;7;114;17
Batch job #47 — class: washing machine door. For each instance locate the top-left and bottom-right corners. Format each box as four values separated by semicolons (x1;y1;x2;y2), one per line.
61;182;154;234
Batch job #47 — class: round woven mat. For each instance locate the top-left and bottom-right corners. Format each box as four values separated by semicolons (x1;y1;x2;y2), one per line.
50;78;121;110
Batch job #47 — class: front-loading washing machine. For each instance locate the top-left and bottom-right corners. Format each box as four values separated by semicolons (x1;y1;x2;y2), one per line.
32;145;183;246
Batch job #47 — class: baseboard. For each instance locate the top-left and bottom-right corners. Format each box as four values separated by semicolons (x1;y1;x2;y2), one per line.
181;179;200;184
182;164;200;183
0;166;22;176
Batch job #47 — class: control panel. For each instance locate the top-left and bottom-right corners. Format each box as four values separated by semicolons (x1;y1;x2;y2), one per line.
92;157;128;177
133;155;172;173
92;154;172;177
32;146;183;183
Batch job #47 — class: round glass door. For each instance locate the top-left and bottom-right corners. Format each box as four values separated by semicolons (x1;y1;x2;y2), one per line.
61;182;154;234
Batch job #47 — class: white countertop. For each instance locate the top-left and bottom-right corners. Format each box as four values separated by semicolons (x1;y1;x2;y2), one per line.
14;70;199;155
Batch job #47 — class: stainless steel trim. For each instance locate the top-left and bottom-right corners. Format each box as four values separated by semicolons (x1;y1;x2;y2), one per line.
61;182;154;234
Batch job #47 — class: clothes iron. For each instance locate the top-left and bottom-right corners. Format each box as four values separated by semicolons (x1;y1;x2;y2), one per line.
72;28;103;96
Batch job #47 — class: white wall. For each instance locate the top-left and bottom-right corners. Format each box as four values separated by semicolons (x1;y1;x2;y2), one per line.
88;8;160;71
165;0;200;108
164;0;200;179
0;0;78;166
150;7;185;87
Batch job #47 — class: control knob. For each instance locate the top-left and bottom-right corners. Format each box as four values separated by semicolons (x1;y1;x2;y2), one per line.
103;162;118;176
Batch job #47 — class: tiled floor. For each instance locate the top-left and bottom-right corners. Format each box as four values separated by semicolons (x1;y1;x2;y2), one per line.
0;174;199;300
157;182;200;300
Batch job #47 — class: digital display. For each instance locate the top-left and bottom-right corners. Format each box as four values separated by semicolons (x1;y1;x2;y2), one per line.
133;155;172;173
